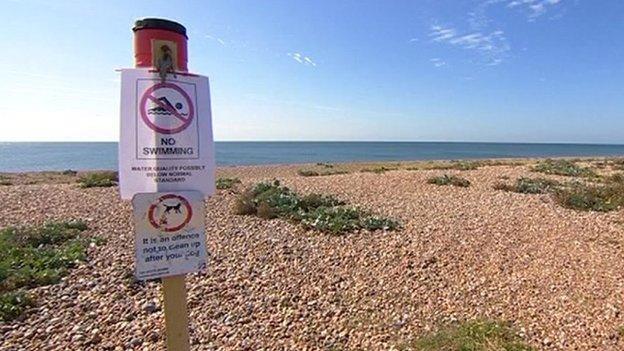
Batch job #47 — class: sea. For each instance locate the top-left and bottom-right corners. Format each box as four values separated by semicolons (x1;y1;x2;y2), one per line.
1;142;624;172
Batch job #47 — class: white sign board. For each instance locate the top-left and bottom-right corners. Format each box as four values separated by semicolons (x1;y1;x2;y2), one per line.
132;191;207;280
119;69;216;199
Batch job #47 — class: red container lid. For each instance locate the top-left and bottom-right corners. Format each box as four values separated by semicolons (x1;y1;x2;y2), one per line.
133;18;189;72
133;18;187;38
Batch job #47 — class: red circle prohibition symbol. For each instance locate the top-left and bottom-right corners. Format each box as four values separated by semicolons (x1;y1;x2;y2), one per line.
139;82;195;134
148;194;193;232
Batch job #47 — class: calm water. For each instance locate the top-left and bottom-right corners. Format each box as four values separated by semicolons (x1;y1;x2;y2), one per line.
1;142;624;172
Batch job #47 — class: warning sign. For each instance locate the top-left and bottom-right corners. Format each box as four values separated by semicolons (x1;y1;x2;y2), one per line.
139;82;194;134
132;191;207;280
148;194;193;232
119;69;215;199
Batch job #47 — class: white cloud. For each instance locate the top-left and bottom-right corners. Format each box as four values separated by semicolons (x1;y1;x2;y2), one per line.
205;34;226;46
428;25;510;65
287;52;317;67
507;0;564;19
429;25;457;42
430;58;446;67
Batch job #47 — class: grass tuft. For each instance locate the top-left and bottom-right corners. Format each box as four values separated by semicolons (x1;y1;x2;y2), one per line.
0;220;92;321
233;180;400;234
404;320;533;351
78;171;118;188
427;174;471;187
216;177;241;190
494;177;561;194
532;159;596;177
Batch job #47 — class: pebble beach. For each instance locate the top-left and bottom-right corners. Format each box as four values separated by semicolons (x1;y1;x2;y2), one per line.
1;159;623;350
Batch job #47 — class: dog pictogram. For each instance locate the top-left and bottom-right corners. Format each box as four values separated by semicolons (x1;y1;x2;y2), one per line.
147;194;192;232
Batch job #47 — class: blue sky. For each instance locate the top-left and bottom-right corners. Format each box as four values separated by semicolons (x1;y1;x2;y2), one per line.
1;0;623;143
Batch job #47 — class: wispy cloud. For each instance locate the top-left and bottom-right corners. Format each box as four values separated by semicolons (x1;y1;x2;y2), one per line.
205;34;226;46
468;0;565;25
507;0;563;20
287;52;317;67
422;0;565;69
430;58;446;67
429;25;509;65
430;25;457;42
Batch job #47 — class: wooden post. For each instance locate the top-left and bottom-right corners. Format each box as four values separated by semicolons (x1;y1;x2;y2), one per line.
162;275;190;350
133;19;192;351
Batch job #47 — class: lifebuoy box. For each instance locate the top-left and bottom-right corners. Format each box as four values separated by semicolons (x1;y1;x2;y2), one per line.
133;18;188;72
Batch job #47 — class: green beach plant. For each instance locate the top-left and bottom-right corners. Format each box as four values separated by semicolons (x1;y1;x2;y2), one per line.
427;174;471;187
553;178;624;212
78;171;118;188
532;159;596;177
61;169;78;176
433;160;482;171
0;175;11;186
233;180;400;234
0;220;97;321
216;177;241;190
494;177;561;194
361;166;398;174
403;320;533;351
297;169;349;177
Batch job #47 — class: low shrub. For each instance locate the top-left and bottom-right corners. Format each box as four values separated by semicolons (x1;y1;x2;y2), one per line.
298;193;345;211
404;320;533;351
494;177;561;194
297;170;320;177
0;221;92;321
78;171;118;188
216;177;241;190
299;206;400;234
427;174;470;187
0;175;11;186
554;180;624;212
533;159;596;177
232;191;257;215
430;161;482;171
297;169;349;177
361;166;398;174
0;291;34;322
233;180;400;234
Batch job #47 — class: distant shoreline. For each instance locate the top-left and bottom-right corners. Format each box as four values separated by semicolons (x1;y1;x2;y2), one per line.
2;141;624;145
1;155;623;176
2;141;624;172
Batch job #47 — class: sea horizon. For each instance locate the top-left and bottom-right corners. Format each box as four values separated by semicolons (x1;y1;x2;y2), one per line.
2;141;624;173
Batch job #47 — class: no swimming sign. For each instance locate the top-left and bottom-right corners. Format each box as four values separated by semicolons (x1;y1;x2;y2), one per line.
118;69;216;199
